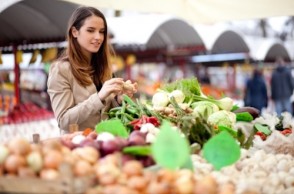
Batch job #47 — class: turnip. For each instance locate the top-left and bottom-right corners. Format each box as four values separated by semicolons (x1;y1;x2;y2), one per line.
0;145;9;165
71;134;86;145
152;91;169;108
96;132;115;142
192;101;219;119
193;95;234;111
169;90;185;104
207;110;236;128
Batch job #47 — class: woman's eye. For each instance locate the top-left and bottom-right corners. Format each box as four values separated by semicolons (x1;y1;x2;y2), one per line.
87;29;94;33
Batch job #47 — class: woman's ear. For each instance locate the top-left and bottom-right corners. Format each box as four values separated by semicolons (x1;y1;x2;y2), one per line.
71;27;78;38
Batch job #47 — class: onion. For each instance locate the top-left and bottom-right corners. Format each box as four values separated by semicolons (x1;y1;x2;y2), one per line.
40;169;59;180
27;151;43;173
4;154;26;174
0;145;9;165
0;165;3;176
42;139;62;152
43;150;63;169
72;147;99;164
18;167;37;178
73;160;92;176
8;138;31;156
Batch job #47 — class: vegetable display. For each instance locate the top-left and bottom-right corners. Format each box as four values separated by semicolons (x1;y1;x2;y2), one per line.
2;77;294;194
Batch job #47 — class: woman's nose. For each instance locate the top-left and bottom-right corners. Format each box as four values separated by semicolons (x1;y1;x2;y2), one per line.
94;31;101;39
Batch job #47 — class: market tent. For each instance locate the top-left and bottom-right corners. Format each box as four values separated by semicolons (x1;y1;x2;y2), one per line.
211;30;249;54
64;0;294;24
0;0;79;48
195;24;249;54
245;37;291;61
265;43;291;61
107;14;204;50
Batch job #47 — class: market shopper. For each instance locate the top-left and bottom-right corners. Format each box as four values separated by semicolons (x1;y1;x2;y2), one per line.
47;6;137;133
270;57;294;116
244;68;268;112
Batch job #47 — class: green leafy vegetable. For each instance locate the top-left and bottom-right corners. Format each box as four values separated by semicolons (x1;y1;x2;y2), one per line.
237;128;246;147
161;78;201;102
254;123;271;135
217;125;237;138
203;131;241;170
275;115;284;131
236;112;253;122
95;119;129;138
242;127;257;149
231;105;239;112
151;120;190;170
123;146;151;156
181;156;194;171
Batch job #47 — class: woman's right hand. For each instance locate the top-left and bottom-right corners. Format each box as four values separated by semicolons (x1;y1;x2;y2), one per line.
98;78;124;102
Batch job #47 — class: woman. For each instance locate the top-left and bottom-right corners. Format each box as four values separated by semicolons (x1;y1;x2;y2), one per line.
47;6;137;133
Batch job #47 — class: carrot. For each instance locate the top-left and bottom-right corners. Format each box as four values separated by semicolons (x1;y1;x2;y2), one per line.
82;128;93;136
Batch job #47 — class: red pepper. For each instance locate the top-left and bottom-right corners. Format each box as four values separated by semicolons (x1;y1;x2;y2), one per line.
129;115;160;130
281;128;292;136
255;131;267;141
146;116;160;127
129;118;142;130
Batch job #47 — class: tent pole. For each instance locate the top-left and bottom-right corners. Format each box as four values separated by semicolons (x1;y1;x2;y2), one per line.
13;44;20;106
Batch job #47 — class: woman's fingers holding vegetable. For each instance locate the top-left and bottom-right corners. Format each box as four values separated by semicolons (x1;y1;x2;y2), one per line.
106;78;124;86
123;80;138;93
98;78;124;101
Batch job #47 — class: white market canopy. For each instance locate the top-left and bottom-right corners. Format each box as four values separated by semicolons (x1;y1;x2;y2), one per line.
64;0;294;24
0;0;79;47
0;0;293;61
107;14;203;49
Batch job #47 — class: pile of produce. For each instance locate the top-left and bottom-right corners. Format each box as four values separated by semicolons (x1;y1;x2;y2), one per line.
192;149;294;194
0;137;241;194
1;77;294;194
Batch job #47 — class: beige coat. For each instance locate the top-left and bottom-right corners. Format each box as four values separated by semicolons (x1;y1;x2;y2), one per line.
47;61;118;133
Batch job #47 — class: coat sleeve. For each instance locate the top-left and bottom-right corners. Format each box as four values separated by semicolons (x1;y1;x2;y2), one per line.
47;62;105;131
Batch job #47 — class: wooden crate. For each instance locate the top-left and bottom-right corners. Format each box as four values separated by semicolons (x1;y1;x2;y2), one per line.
0;163;96;194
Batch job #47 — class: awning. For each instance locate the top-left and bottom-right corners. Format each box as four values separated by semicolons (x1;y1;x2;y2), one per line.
64;0;294;24
0;0;79;47
108;14;204;50
245;37;291;61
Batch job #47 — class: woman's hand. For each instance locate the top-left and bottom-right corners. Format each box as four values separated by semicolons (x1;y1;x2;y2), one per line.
116;80;138;104
98;78;124;102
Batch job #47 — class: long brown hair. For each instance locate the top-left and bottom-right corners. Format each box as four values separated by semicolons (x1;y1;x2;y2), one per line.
59;6;113;86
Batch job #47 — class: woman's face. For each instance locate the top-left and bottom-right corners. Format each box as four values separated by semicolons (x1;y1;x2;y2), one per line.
72;15;105;59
